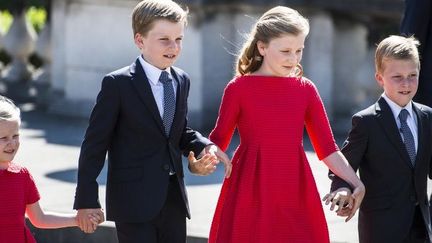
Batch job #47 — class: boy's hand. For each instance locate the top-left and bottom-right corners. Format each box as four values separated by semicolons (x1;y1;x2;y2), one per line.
323;187;352;212
188;151;218;176
204;145;232;178
88;211;105;225
77;208;104;233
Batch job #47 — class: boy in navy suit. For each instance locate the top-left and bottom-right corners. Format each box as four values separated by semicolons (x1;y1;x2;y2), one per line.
325;35;432;243
73;1;231;242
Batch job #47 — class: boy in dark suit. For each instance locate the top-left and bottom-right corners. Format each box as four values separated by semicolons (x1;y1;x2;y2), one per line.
325;35;432;243
72;1;231;242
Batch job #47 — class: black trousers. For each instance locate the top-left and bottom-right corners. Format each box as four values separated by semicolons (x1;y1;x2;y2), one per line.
115;176;187;243
404;206;429;243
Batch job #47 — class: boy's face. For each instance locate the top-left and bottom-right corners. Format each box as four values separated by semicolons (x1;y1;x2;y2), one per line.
0;119;20;164
134;19;184;70
376;58;419;107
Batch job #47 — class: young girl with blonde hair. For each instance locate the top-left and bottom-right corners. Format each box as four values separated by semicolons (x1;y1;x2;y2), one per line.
208;6;365;243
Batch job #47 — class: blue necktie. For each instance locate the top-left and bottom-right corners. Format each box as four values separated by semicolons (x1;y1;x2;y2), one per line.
399;109;416;165
160;71;176;137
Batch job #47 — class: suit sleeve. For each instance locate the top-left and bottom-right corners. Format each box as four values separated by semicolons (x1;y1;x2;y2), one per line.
74;75;120;209
429;112;432;179
329;114;368;191
179;75;212;156
400;0;431;54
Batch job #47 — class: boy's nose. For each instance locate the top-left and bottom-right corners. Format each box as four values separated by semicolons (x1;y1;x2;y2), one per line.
168;40;180;50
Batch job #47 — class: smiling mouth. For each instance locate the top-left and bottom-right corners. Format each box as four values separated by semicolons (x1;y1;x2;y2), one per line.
399;91;411;95
164;54;176;59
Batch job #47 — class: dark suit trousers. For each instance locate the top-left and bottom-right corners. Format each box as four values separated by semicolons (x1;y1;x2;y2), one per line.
404;206;429;243
115;175;187;243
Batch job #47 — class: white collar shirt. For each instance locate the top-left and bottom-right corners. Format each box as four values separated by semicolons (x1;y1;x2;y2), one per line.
381;93;418;152
138;55;177;118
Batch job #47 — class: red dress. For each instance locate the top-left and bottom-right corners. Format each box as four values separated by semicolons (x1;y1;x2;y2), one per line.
0;163;40;243
209;76;338;243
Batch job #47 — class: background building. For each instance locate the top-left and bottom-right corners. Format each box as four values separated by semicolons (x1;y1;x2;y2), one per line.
0;0;403;133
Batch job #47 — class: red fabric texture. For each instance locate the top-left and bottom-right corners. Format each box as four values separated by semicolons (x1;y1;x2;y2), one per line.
209;76;338;243
0;163;40;243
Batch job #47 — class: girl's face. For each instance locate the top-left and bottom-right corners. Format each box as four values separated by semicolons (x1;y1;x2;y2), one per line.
376;58;419;107
256;33;306;77
0;119;20;166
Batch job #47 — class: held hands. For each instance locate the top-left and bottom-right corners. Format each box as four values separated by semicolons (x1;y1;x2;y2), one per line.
76;208;105;233
188;144;232;178
322;184;365;222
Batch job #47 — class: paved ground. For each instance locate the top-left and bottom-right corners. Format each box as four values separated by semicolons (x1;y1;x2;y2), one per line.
16;105;371;242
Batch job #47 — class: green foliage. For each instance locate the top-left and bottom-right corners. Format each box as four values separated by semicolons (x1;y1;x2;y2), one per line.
26;7;46;33
0;10;12;34
0;7;46;34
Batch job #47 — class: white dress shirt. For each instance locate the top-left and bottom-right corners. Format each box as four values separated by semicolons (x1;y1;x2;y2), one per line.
382;93;418;152
138;55;177;118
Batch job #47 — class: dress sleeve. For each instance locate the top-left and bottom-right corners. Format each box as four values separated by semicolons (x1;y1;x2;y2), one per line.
209;79;241;151
24;168;40;205
304;80;339;160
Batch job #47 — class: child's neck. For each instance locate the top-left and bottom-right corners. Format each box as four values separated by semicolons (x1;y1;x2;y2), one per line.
0;161;10;170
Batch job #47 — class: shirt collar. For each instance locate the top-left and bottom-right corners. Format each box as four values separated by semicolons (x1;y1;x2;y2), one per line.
381;93;414;120
138;55;171;85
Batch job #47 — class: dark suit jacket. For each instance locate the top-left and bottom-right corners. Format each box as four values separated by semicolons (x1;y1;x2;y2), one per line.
401;0;432;107
73;58;212;223
330;97;432;243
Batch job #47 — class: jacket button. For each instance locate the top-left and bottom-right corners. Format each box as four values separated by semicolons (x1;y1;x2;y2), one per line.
162;164;170;171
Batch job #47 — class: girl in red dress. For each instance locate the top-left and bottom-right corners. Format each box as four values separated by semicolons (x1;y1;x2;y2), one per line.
208;6;366;243
0;96;102;243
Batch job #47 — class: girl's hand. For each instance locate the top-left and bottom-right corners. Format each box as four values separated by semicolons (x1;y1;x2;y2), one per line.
205;145;232;178
345;184;365;222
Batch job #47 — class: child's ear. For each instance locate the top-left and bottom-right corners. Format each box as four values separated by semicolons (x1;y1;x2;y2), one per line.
134;33;144;50
375;72;384;87
257;40;266;57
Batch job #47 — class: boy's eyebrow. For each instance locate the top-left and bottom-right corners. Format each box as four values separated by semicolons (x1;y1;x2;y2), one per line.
154;32;183;37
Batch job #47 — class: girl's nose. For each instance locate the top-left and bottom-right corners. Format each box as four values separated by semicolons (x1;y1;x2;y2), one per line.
7;139;18;147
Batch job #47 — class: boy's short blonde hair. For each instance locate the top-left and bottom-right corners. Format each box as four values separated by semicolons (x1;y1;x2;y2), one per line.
132;0;188;36
0;95;20;122
375;35;420;74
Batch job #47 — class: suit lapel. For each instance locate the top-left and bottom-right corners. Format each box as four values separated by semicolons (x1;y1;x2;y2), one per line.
129;59;165;135
169;68;185;137
375;97;413;168
412;103;428;167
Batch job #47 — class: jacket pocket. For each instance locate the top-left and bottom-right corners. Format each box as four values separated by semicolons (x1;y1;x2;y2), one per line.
361;195;392;212
110;167;143;183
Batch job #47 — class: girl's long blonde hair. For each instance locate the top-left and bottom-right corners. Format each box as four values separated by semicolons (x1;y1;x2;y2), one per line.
236;6;309;77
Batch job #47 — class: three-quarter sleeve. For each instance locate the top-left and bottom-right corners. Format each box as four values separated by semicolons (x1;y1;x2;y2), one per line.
304;80;339;160
209;79;241;151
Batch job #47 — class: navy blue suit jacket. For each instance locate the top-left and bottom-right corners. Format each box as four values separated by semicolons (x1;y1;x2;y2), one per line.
330;97;432;242
73;58;211;222
401;0;432;107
